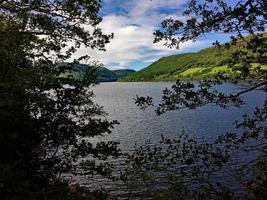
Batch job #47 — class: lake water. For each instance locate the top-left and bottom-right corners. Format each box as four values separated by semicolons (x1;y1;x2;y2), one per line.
75;82;266;197
93;82;265;149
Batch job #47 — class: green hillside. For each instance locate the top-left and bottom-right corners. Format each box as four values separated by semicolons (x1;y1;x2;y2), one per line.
120;38;267;82
112;69;136;79
96;67;117;82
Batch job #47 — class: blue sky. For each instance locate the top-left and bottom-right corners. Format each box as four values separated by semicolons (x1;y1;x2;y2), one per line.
72;0;232;71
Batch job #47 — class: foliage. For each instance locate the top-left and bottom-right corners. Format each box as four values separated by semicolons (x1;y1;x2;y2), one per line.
121;104;267;199
127;80;267;199
0;0;113;62
0;0;119;199
154;0;266;49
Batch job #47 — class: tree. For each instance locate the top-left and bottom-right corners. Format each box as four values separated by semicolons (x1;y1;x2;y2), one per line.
0;1;119;199
126;0;266;199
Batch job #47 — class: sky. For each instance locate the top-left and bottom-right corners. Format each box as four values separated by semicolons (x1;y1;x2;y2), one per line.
71;0;232;71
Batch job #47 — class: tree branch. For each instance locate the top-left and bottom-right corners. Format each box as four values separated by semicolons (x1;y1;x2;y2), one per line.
230;81;267;98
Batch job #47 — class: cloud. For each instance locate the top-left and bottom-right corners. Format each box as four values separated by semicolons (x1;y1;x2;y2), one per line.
144;59;158;63
70;0;210;70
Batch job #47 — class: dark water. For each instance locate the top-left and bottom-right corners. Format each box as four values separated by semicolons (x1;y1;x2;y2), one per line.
74;82;266;197
93;82;265;148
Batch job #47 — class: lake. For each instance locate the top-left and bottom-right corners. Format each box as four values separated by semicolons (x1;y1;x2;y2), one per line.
73;82;266;197
93;82;265;148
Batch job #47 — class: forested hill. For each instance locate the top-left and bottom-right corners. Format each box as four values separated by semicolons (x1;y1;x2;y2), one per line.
113;69;136;79
60;64;135;82
120;36;267;82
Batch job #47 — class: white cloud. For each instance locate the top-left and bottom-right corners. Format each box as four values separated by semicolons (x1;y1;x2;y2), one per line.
144;59;157;63
70;0;210;70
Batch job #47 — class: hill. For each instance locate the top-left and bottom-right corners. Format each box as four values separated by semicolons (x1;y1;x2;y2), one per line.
59;64;135;82
120;36;267;82
97;67;118;82
112;69;136;79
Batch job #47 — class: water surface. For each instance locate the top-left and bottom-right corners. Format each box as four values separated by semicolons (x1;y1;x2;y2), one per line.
74;82;265;197
93;82;265;149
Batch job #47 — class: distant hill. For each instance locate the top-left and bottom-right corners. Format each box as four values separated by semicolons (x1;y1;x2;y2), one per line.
112;69;136;79
97;67;118;82
59;63;135;82
120;34;267;82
